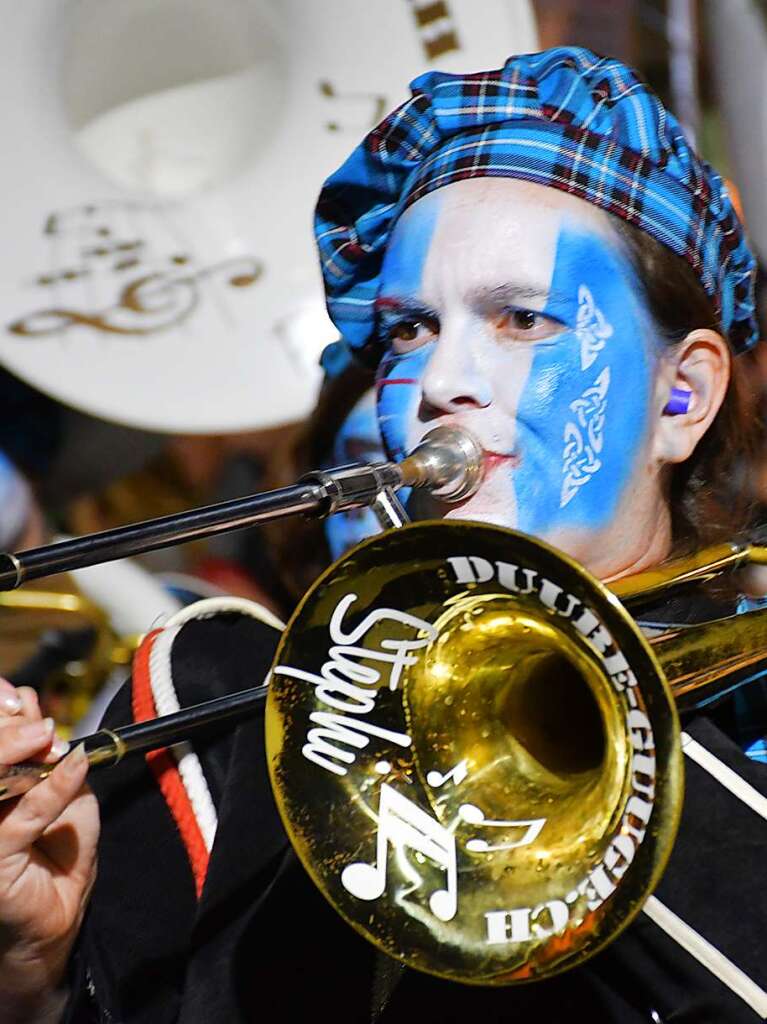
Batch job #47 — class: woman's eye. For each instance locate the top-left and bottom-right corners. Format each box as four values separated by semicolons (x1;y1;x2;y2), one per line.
495;308;563;342
385;317;438;352
510;310;537;330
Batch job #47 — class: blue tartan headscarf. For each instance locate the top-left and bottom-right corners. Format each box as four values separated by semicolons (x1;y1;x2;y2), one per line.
315;47;758;359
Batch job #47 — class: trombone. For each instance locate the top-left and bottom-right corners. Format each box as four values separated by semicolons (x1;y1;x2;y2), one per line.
0;425;765;985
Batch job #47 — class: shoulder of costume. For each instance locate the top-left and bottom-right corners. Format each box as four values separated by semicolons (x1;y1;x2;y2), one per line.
127;596;285;898
133;595;284;711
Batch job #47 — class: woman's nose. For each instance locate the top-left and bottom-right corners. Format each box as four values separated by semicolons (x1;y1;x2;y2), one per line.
420;320;492;413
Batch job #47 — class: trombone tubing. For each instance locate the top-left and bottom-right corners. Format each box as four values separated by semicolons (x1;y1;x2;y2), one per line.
0;686;270;801
0;480;328;590
0;425;485;591
0;463;403;591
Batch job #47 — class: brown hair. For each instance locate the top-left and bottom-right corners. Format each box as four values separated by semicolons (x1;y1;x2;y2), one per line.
614;219;762;556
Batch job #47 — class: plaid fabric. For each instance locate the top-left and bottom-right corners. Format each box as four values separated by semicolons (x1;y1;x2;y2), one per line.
315;47;758;355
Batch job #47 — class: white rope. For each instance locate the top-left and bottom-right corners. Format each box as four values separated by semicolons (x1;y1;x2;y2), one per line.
148;625;218;853
164;595;285;632
146;597;286;854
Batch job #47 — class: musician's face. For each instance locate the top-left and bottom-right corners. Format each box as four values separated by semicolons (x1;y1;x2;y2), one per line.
376;178;667;577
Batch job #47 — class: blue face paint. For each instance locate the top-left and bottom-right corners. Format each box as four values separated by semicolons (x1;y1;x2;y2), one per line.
323;391;386;559
514;222;656;535
377;344;432;460
376;196;441;461
374;187;658;545
0;452;31;548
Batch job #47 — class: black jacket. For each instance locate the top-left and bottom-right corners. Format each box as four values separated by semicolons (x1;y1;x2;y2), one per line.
65;610;767;1023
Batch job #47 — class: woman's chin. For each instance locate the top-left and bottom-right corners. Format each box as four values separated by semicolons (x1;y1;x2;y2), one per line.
408;476;519;530
443;506;513;529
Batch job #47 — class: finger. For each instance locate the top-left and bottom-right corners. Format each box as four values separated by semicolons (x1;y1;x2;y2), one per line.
0;688;43;730
0;703;68;766
16;687;42;720
0;717;58;764
0;744;89;859
0;677;23;716
42;731;70;763
39;783;100;882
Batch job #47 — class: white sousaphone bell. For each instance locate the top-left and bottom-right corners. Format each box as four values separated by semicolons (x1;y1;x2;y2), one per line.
0;0;537;435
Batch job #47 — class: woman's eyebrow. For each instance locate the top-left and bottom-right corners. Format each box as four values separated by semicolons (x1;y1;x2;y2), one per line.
374;285;571;317
469;283;566;308
374;295;439;318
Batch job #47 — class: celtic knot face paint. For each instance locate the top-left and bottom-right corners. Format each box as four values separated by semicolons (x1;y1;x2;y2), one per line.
374;178;662;569
576;285;614;372
561;366;610;508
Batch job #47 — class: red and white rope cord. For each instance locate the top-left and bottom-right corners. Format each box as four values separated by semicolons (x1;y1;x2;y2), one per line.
147;624;218;853
133;597;284;898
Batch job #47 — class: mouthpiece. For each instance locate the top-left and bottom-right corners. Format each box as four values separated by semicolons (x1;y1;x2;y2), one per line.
400;426;484;502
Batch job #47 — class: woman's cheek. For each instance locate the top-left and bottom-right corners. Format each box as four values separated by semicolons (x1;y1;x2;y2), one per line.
514;326;653;538
513;336;583;534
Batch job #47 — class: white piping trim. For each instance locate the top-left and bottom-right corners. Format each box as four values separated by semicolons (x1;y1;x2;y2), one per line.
681;731;767;822
148;625;219;852
636;734;767;1014
164;595;285;632
643;896;767;1018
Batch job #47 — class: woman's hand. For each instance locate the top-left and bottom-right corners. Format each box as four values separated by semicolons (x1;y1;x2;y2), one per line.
0;677;99;1022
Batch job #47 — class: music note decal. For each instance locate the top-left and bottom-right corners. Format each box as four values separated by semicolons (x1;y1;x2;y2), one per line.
408;0;461;60
35;268;91;286
458;803;546;853
426;759;468;789
113;258;141;273
81;240;144;260
318;80;387;133
372;758;414;785
9;199;264;339
341;783;458;922
44;201;142;238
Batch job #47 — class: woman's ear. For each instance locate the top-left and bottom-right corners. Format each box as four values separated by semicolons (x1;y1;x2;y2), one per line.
652;329;731;465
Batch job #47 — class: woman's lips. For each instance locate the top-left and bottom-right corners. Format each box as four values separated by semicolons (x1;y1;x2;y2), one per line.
483;449;520;474
376;377;419;392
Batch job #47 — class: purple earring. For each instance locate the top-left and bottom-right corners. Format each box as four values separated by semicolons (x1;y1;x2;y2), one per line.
664;387;692;415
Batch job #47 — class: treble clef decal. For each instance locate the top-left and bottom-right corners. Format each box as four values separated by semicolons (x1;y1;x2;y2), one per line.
8;257;263;338
7;200;264;340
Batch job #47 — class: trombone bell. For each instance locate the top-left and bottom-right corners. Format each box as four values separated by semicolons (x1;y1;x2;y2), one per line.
266;521;683;984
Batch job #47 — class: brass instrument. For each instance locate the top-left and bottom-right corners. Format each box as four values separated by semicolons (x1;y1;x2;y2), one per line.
0;427;765;985
0;579;137;737
266;522;767;984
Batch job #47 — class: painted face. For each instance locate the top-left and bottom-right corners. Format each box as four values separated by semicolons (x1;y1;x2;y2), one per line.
323;389;386;559
375;178;662;572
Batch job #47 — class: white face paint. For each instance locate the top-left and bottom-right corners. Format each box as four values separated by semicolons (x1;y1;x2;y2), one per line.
375;177;667;576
